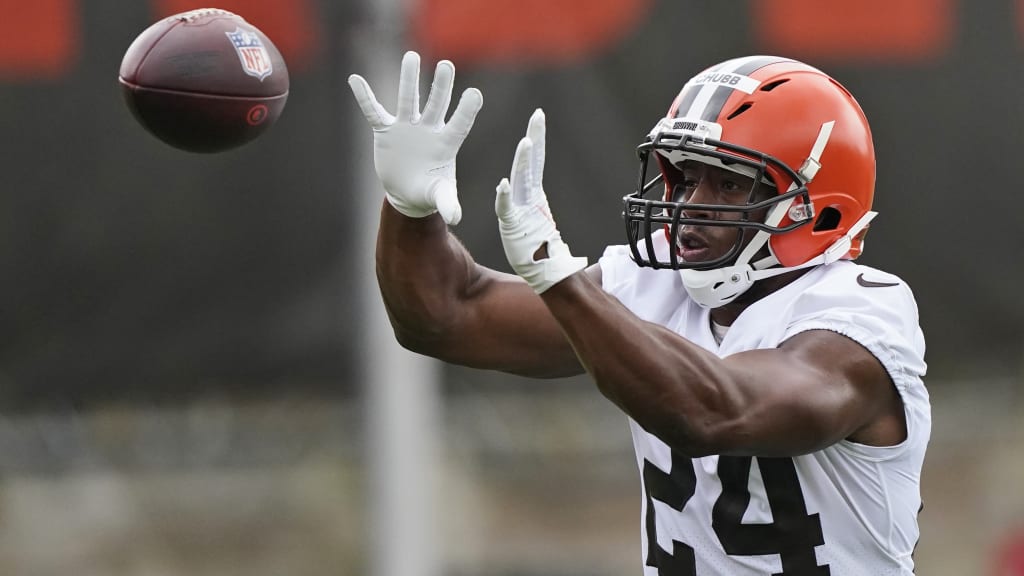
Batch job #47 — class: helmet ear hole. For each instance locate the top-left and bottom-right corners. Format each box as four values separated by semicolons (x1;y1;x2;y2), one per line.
813;206;842;231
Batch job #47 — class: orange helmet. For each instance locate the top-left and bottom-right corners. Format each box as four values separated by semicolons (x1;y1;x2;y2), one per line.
623;56;877;306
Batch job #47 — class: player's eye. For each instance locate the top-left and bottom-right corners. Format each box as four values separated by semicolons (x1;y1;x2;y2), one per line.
721;178;745;193
673;181;698;202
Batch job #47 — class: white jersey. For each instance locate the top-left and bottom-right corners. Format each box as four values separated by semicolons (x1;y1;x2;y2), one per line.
599;235;931;576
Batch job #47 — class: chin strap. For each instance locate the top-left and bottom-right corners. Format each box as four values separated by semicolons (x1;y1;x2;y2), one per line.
679;210;877;308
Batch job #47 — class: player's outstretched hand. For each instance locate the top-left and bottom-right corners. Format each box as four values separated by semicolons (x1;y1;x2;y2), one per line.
495;109;587;294
349;51;482;225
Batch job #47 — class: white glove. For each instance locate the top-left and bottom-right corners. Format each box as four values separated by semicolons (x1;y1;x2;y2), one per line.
348;51;482;225
495;109;587;294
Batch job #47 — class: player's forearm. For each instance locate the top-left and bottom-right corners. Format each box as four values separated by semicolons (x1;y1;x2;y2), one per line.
375;201;474;349
542;274;740;456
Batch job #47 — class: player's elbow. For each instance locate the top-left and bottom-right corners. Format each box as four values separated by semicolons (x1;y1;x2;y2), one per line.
378;291;460;357
390;321;447;357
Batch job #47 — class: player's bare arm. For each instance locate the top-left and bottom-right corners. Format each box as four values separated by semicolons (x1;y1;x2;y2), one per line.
375;201;590;378
351;51;587;378
539;272;906;457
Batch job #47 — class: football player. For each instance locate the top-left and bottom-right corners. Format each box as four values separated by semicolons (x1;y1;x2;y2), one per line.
349;51;930;576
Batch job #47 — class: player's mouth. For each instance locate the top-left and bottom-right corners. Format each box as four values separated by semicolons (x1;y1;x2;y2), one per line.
676;229;712;263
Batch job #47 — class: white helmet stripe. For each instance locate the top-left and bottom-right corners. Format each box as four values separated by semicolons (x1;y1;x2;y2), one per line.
677;56;791;122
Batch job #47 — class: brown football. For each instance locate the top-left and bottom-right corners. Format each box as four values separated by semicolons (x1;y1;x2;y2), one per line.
118;8;289;153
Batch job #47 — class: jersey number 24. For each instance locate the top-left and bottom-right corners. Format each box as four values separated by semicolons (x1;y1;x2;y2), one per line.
644;453;830;575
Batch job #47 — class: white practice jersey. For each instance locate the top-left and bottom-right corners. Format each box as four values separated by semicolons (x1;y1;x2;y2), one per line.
599;235;931;576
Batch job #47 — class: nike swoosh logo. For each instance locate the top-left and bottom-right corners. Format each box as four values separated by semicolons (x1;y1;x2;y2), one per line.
856;273;899;288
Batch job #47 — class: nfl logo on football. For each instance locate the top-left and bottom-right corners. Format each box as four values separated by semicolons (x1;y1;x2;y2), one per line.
225;28;273;81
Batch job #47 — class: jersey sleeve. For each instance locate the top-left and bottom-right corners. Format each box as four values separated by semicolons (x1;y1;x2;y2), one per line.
599;232;675;297
782;265;930;461
598;243;635;294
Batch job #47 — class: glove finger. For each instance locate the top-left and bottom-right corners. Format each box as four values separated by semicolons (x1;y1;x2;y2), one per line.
348;74;394;129
396;51;422;123
510;137;533;206
444;88;483;144
421;60;454;127
495;177;513;220
527;109;546;187
433;180;463;226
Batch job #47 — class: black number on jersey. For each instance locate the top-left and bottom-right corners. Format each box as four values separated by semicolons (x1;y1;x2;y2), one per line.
644;452;830;575
643;453;697;575
714;456;830;575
